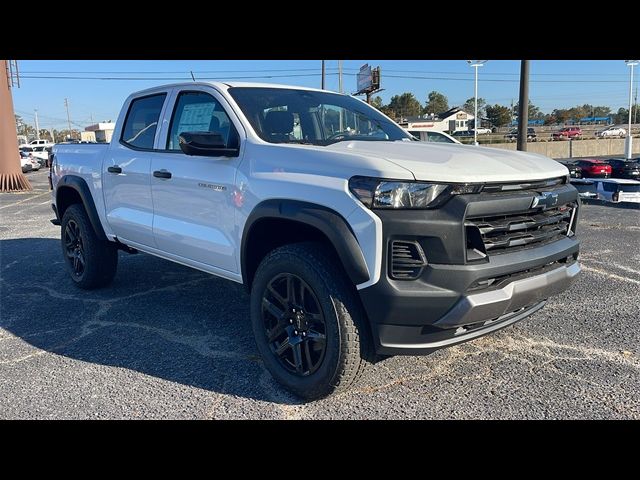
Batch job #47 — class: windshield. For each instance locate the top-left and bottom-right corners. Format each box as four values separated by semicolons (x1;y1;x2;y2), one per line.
228;87;412;146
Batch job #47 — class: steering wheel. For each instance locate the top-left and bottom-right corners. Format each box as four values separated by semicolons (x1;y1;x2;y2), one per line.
325;131;352;141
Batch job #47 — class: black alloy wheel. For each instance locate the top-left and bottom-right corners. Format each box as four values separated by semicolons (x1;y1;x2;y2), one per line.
261;273;327;376
64;219;85;277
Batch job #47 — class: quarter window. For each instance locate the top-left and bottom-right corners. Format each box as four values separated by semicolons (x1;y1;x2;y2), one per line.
121;94;166;150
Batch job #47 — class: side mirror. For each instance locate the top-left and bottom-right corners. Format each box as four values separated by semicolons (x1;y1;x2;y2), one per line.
178;131;239;157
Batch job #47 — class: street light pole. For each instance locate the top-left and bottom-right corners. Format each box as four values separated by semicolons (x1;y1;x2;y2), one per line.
625;60;638;159
467;60;487;146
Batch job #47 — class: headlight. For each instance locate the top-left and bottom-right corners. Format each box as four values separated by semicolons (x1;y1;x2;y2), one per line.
349;176;480;209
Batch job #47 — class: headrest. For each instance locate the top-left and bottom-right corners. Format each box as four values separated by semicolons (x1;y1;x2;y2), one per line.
264;111;294;135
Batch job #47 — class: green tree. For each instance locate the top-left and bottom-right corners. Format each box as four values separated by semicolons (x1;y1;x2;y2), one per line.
485;104;512;127
387;93;422;119
423;91;449;116
514;100;543;120
462;97;486;117
371;96;384;110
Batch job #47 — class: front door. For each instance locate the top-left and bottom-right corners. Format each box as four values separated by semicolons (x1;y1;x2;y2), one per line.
103;93;167;247
150;89;241;273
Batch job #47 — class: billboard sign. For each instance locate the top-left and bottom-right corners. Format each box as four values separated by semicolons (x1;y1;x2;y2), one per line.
357;64;373;93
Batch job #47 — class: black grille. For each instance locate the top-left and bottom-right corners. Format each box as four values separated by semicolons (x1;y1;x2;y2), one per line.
389;241;427;280
466;203;576;255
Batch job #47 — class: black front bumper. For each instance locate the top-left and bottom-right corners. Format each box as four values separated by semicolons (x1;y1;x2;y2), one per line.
358;183;581;355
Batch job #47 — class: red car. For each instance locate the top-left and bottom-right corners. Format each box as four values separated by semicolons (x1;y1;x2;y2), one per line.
552;126;582;140
576;159;612;178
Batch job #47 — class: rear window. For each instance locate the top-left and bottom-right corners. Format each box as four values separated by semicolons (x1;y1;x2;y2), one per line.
121;93;166;150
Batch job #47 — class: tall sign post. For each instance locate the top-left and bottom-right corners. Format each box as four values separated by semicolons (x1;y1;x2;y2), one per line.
0;60;31;192
355;64;382;104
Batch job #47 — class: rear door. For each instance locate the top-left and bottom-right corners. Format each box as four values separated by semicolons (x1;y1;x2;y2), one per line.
149;87;244;274
102;92;169;247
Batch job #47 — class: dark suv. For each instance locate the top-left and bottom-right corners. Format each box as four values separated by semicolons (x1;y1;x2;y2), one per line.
504;128;537;142
607;158;640;179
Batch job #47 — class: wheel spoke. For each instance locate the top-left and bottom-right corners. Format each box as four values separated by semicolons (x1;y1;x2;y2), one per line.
275;337;291;356
307;329;326;344
299;282;306;310
267;319;287;342
267;284;287;309
73;255;79;272
306;312;323;322
291;341;304;373
262;297;284;320
286;275;296;304
65;225;76;244
77;252;85;269
303;340;313;370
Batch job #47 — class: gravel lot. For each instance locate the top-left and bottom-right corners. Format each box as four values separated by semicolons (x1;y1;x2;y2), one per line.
1;169;638;419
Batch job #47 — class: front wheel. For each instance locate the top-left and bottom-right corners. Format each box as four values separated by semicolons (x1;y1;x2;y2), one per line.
250;242;372;400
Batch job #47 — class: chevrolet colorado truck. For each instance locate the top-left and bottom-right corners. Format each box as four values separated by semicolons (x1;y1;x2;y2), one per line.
50;82;581;399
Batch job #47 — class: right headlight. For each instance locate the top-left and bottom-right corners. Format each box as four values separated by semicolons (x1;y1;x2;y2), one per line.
349;176;481;209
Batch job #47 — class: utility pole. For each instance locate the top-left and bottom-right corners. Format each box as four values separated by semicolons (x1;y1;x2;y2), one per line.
338;60;343;93
34;109;40;140
321;60;325;90
635;85;638;125
517;60;530;152
50;127;56;143
64;98;72;139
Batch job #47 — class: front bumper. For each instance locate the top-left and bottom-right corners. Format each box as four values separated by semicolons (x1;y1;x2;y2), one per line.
358;183;581;355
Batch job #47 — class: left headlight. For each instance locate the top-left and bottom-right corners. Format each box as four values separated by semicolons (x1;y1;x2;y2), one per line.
349;176;480;209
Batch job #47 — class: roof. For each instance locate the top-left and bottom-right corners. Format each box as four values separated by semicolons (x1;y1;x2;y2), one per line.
129;81;335;98
591;178;640;184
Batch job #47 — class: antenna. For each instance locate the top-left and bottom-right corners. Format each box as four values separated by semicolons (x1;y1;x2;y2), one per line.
190;70;196;82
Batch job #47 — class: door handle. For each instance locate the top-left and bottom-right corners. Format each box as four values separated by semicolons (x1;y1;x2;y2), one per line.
153;170;172;179
107;166;122;174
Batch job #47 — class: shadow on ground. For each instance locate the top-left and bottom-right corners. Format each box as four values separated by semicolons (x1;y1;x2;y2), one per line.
0;237;306;405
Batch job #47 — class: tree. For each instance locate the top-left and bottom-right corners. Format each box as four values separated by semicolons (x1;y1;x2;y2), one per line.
462;97;486;117
423;91;449;116
514;100;543;120
370;96;384;110
387;93;422;119
485;104;512;127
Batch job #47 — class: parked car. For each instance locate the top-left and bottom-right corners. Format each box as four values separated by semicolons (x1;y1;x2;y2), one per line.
590;178;640;204
504;128;537;142
451;130;473;137
606;158;640;179
552;126;582;140
28;139;54;147
28;146;50;166
471;127;492;135
50;81;580;400
20;156;33;173
570;179;598;200
595;126;626;138
19;151;40;171
559;161;582;178
576;159;611;178
407;130;461;144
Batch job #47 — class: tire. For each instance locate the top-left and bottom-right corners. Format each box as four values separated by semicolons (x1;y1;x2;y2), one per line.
250;242;372;400
61;203;118;289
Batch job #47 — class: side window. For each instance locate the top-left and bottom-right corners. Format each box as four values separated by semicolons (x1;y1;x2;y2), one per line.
602;182;617;192
121;93;166;150
167;91;233;150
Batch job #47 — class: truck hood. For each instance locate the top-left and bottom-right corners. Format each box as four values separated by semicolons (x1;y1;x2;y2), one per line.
326;140;568;183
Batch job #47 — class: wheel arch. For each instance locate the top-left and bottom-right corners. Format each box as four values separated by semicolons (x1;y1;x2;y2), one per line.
241;199;370;289
56;175;108;242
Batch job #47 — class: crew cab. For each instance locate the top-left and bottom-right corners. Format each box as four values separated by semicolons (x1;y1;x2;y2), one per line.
50;82;581;400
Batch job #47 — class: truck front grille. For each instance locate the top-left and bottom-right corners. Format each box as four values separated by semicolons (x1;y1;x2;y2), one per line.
466;203;577;255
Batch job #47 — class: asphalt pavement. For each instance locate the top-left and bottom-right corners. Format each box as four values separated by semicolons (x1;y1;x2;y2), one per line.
1;170;638;419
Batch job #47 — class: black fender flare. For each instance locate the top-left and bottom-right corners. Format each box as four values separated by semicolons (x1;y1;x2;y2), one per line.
56;175;108;242
241;199;370;286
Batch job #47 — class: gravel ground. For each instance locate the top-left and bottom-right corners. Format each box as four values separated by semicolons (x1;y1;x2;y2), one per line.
1;170;638;419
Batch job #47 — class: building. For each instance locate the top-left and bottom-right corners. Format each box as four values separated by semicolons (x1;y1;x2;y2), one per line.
398;107;475;134
82;122;116;143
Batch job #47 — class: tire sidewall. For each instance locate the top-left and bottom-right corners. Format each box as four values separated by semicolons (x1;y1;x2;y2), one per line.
250;248;345;397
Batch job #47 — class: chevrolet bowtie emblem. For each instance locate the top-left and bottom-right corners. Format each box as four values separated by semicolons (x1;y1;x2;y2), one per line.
531;191;559;210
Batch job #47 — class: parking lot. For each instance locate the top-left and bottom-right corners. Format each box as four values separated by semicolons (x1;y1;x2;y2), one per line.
1;169;638;419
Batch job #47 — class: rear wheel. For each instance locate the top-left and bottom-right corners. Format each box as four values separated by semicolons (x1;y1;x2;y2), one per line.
250;242;372;400
61;204;118;289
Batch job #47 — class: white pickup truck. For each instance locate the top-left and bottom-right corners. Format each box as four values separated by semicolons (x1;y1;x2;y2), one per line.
50;82;581;399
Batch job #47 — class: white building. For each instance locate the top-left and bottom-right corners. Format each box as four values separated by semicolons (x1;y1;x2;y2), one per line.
398;107;474;134
82;122;116;143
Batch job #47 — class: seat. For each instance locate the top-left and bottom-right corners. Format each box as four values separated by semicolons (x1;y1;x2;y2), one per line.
209;115;230;143
263;111;294;143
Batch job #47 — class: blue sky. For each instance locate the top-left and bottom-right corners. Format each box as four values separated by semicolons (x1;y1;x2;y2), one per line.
12;60;637;130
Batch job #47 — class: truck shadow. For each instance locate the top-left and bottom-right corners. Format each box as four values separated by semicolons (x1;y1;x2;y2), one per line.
0;238;306;405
